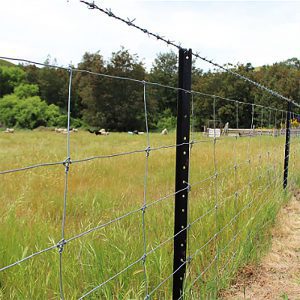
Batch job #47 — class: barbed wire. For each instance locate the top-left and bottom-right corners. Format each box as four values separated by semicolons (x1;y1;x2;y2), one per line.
79;0;300;108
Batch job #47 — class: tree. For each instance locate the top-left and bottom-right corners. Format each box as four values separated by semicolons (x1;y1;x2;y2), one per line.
104;48;146;131
75;48;146;131
192;63;255;129
148;51;178;118
74;51;107;126
0;66;25;97
14;83;39;99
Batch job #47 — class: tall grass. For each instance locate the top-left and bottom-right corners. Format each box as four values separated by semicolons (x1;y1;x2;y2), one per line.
0;131;299;299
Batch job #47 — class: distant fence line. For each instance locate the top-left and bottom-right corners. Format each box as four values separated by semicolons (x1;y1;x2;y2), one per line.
206;128;300;137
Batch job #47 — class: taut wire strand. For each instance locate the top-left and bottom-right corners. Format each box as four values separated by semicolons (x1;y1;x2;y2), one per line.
142;82;150;297
59;67;73;300
79;1;299;108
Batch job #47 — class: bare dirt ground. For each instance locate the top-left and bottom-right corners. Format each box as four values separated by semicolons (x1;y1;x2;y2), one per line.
222;191;300;300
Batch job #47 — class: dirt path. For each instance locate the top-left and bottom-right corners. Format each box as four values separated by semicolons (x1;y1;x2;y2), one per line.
222;193;300;300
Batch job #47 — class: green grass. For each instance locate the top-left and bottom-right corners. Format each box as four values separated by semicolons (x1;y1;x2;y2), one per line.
0;131;299;299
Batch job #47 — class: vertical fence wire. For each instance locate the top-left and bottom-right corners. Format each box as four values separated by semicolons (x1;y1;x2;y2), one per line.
212;96;219;295
246;104;255;180
259;107;264;176
142;82;150;299
184;91;195;292
233;102;239;260
59;67;73;300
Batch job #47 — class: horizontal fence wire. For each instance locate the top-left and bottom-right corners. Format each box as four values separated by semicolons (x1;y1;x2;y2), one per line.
161;171;282;299
181;172;285;298
0;45;299;299
77;160;283;299
0;131;293;261
0;55;297;113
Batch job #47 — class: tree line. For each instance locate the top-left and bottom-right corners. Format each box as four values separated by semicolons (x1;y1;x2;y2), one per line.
0;48;299;131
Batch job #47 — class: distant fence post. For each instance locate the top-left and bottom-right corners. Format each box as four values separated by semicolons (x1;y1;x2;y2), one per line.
283;101;292;189
173;48;192;300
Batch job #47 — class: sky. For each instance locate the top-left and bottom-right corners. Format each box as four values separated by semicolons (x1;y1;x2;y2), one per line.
1;0;300;71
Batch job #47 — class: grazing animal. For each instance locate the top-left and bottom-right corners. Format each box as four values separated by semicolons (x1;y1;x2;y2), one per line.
161;128;168;135
99;129;109;135
55;128;78;134
55;128;64;133
128;130;144;135
4;128;14;133
88;129;109;136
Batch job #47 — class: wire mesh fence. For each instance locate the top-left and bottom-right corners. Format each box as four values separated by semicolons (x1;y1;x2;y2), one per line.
1;2;300;299
0;56;299;299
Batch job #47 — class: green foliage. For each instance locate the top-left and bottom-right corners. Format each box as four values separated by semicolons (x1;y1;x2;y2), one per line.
0;94;67;129
1;50;299;131
0;94;18;127
76;48;146;131
0;65;25;97
148;51;178;116
156;108;176;131
14;83;39;99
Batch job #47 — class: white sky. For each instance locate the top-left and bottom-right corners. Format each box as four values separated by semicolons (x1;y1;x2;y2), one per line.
1;0;300;71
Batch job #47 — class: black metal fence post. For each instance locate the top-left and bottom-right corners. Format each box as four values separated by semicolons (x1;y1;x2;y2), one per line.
173;48;192;300
283;101;292;189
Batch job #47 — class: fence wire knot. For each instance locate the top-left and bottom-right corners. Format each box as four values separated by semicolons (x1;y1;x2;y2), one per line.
57;239;67;254
190;139;195;149
63;157;72;171
141;204;147;213
145;146;151;157
186;182;192;193
142;254;147;263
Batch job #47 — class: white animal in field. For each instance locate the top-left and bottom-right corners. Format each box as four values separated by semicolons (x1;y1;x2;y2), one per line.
55;128;64;133
99;129;109;135
4;128;14;133
55;128;78;134
161;128;168;135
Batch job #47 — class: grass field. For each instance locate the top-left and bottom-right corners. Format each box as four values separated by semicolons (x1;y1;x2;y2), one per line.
0;130;299;299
